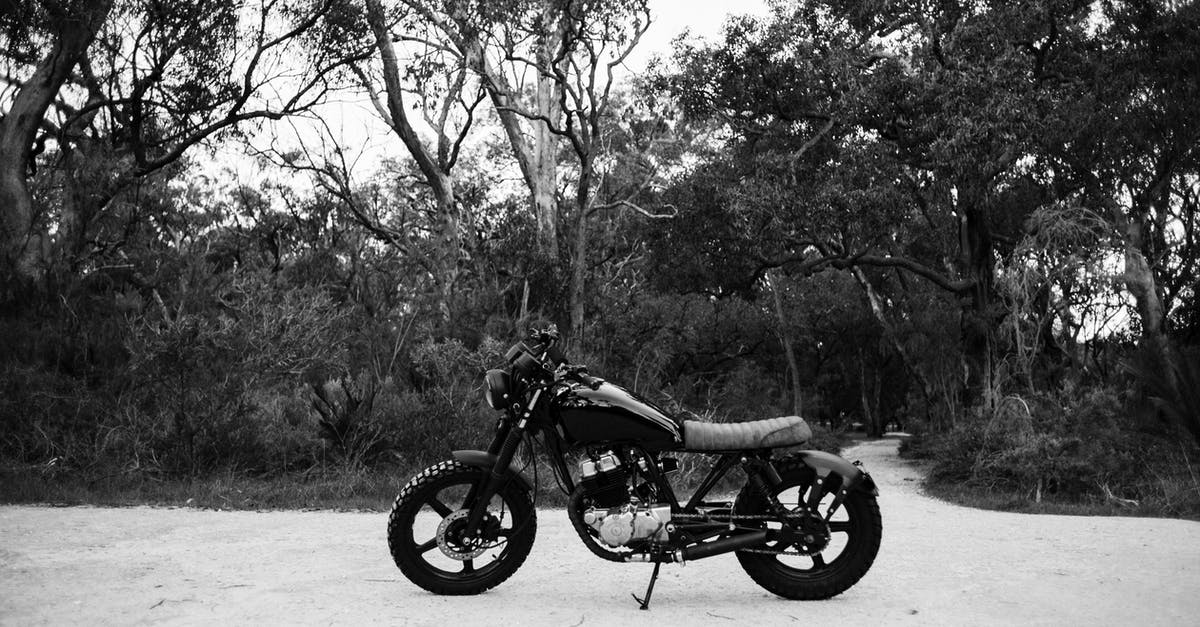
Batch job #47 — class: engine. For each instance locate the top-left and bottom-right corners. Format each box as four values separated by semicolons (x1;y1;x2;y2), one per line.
577;452;671;548
582;503;671;547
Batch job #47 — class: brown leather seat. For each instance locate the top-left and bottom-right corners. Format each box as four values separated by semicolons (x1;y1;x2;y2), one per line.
680;416;812;451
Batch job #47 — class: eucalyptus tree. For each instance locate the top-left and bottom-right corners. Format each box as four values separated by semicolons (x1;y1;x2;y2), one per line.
0;0;345;291
271;0;485;322
331;0;659;338
1;0;114;285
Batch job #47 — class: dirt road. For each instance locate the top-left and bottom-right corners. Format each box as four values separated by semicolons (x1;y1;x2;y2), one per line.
3;439;1198;625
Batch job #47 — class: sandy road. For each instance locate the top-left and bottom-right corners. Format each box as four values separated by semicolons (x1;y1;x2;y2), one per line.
2;439;1199;626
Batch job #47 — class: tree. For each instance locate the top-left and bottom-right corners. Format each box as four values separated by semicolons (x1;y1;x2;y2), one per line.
654;0;1101;407
1;0;114;285
370;0;666;340
1042;1;1200;441
1;0;346;290
266;0;486;322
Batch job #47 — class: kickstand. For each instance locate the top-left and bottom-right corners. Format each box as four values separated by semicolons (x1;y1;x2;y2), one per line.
631;561;662;610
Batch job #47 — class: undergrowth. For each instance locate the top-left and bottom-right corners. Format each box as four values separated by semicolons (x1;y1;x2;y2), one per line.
901;388;1200;520
1;423;848;512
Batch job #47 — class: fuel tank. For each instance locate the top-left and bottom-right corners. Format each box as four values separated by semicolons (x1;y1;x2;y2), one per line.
552;380;682;450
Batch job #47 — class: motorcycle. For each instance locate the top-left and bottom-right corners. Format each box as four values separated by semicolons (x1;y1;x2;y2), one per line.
386;326;882;608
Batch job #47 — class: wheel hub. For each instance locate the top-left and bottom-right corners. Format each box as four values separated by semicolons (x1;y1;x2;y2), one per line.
783;511;831;556
436;510;500;560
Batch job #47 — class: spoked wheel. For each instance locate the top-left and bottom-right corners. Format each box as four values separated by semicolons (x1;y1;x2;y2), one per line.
734;456;881;600
387;460;536;595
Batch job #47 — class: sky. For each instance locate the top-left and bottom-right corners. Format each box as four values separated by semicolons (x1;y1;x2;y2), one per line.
629;0;769;69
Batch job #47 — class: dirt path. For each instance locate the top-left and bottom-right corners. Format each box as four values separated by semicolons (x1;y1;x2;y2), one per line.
3;439;1199;625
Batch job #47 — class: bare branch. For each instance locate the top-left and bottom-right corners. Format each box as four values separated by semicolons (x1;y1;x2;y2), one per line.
590;200;677;219
350;63;393;127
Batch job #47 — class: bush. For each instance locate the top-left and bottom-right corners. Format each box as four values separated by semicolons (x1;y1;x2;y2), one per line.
902;388;1200;517
123;271;346;473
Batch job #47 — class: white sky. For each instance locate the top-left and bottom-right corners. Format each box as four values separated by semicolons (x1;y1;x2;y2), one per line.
628;0;769;70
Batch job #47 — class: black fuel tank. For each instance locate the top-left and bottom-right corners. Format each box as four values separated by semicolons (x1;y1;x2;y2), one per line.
553;380;682;450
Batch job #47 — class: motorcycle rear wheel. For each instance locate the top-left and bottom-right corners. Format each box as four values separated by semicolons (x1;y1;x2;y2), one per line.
387;460;536;595
734;456;881;600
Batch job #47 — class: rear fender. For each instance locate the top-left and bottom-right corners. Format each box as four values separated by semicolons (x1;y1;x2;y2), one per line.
451;450;533;493
795;450;879;496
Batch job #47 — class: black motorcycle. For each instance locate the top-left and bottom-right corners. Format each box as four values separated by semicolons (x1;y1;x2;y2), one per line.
387;326;882;608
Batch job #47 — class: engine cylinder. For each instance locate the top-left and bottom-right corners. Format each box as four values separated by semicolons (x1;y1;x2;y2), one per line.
579;452;629;508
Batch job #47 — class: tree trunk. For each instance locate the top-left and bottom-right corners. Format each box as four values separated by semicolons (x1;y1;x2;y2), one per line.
770;271;803;416
569;181;589;343
530;0;567;258
1123;215;1170;353
568;210;587;341
0;1;113;285
859;351;875;435
567;130;602;343
1121;208;1181;408
366;0;459;320
433;192;461;322
872;364;884;437
958;192;997;411
532;86;559;257
851;267;934;416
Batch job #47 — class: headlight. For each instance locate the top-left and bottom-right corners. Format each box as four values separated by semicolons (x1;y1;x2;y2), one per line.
484;369;512;410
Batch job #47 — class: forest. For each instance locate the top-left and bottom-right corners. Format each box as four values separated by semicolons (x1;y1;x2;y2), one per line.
1;0;1198;516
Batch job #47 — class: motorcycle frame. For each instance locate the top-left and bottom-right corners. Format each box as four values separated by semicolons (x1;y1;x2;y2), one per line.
460;386;809;562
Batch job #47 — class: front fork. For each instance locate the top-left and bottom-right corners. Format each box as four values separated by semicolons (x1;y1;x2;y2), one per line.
461;388;543;538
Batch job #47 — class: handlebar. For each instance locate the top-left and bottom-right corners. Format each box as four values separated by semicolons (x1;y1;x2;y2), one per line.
556;363;602;389
509;324;603;387
527;323;559;346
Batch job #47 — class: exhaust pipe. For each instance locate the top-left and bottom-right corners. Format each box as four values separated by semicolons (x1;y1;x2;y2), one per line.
680;530;769;561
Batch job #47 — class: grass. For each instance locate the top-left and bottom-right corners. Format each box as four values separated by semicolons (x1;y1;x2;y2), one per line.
917;480;1200;520
0;465;406;512
897;439;1200;522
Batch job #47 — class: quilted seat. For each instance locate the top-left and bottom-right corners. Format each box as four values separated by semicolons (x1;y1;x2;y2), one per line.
681;415;812;451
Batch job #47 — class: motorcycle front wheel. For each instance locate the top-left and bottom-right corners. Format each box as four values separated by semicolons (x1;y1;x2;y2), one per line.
387;460;536;595
734;456;882;600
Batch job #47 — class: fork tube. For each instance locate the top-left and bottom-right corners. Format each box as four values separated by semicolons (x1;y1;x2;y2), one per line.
463;388;542;537
486;418;512;456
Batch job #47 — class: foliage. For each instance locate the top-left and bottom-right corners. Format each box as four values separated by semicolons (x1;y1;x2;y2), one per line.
902;388;1200;517
2;0;1199;517
123;270;346;472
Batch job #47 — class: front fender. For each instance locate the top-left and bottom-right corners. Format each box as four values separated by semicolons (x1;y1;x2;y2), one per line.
451;450;534;493
795;450;879;495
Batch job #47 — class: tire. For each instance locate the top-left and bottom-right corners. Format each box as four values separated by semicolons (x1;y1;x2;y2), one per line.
387;460;536;595
733;456;881;600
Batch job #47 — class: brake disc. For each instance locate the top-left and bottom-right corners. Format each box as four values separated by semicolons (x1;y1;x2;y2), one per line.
436;510;490;560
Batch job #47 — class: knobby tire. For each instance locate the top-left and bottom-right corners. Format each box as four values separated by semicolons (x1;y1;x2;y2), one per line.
387;460;536;595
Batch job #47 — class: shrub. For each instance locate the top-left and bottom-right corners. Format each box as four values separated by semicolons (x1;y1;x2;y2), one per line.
902;388;1200;515
124;271;346;473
